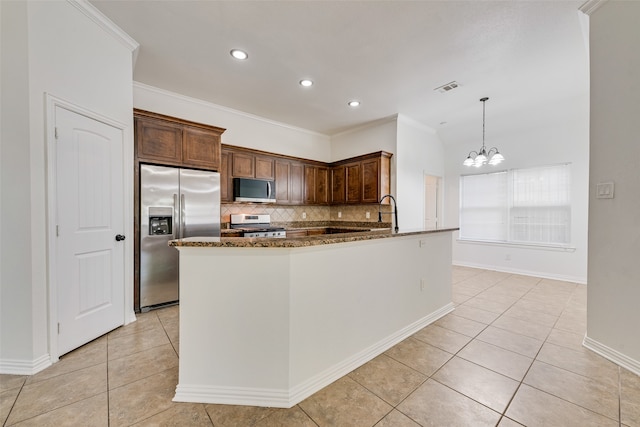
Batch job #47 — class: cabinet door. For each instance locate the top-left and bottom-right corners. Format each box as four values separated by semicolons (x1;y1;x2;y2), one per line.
220;150;231;202
182;126;221;170
316;167;329;204
346;163;361;203
136;118;182;164
361;158;380;203
255;156;275;180
290;163;304;205
231;152;255;178
275;160;290;203
331;166;346;204
304;166;316;204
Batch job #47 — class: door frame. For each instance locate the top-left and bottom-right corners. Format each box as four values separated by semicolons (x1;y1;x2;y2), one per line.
423;173;443;229
45;94;134;361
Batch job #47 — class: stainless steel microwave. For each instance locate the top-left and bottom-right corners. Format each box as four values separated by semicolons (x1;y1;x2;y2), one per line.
233;178;276;203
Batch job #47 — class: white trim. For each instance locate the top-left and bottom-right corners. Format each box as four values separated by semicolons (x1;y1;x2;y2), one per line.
579;0;608;15
0;354;51;376
174;385;291;407
452;261;587;284
67;0;139;62
583;335;640;376
174;303;454;408
45;94;135;362
457;238;577;253
330;114;398;138
133;82;327;138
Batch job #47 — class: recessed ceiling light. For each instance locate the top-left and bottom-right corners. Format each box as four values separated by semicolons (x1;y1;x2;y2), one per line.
299;79;313;87
348;100;361;107
230;49;248;60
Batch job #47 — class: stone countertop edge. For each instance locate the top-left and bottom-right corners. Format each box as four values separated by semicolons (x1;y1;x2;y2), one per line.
170;227;459;248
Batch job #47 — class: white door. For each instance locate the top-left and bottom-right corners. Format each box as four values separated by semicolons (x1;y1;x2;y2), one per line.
55;106;125;355
424;175;440;229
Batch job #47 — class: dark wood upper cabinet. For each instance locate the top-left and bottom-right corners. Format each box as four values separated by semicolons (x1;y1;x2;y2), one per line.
231;152;255;178
275;160;304;205
346;163;362;203
361;158;380;203
275;160;290;203
220;150;231;202
182;127;221;169
290;163;304;204
135;118;182;165
255;156;275;180
220;143;391;206
331;166;346;204
331;151;392;205
316;167;329;205
304;165;316;204
134;109;225;171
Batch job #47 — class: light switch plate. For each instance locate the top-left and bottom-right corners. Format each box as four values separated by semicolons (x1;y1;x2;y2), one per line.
596;182;614;199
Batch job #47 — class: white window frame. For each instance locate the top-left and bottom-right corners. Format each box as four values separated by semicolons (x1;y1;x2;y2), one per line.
459;163;572;248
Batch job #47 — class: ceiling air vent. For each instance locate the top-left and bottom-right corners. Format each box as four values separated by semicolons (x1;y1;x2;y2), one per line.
434;81;460;93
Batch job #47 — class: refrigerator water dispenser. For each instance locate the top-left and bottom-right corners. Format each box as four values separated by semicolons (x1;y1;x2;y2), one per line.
148;207;173;236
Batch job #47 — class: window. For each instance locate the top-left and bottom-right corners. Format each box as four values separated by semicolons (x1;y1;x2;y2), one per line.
460;164;571;245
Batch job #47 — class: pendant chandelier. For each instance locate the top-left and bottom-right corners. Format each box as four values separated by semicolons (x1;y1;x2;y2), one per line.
463;97;505;167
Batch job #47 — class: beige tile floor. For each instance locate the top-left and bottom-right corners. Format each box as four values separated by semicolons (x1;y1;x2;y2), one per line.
1;266;639;426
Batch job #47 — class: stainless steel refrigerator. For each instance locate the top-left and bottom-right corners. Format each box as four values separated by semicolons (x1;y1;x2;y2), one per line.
140;164;220;311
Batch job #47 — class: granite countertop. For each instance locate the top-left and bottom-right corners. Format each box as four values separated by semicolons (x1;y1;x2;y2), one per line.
171;227;459;248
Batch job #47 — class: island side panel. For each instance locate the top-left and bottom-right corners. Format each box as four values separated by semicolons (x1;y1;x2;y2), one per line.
175;247;291;405
288;231;453;396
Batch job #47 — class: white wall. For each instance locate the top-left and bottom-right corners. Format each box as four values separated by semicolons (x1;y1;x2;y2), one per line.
396;115;445;230
1;0;34;365
133;83;331;162
443;94;590;283
585;1;640;371
0;0;136;373
329;116;397;162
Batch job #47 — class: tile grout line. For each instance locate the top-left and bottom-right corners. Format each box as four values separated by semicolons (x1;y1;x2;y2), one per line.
377;271;519;425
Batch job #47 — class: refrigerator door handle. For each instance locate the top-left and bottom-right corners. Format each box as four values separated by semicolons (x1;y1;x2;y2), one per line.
180;194;186;238
173;193;179;239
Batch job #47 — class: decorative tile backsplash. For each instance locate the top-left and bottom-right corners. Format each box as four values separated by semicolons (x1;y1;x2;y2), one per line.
221;204;392;226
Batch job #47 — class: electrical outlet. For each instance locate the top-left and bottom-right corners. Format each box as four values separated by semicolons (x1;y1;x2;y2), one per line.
302;212;307;219
420;279;426;291
366;212;370;219
338;211;342;218
419;239;426;247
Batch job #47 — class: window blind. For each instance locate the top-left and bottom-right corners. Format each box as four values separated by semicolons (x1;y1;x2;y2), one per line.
460;164;571;245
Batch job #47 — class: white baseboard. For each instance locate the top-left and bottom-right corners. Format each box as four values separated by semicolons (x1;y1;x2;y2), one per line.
173;384;291;407
0;354;52;375
583;335;640;377
174;303;455;408
453;261;587;284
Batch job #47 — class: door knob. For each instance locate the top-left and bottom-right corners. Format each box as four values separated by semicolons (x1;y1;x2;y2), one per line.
115;234;126;241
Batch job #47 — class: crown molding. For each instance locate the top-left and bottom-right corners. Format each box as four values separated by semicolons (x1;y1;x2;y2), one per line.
579;0;608;15
331;115;399;138
67;0;139;62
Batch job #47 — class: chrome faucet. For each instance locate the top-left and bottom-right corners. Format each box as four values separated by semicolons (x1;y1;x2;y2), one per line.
378;194;399;233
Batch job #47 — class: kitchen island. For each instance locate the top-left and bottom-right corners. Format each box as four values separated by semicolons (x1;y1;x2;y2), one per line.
170;227;457;408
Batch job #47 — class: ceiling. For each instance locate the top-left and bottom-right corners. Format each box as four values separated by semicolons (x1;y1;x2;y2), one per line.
90;0;589;144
